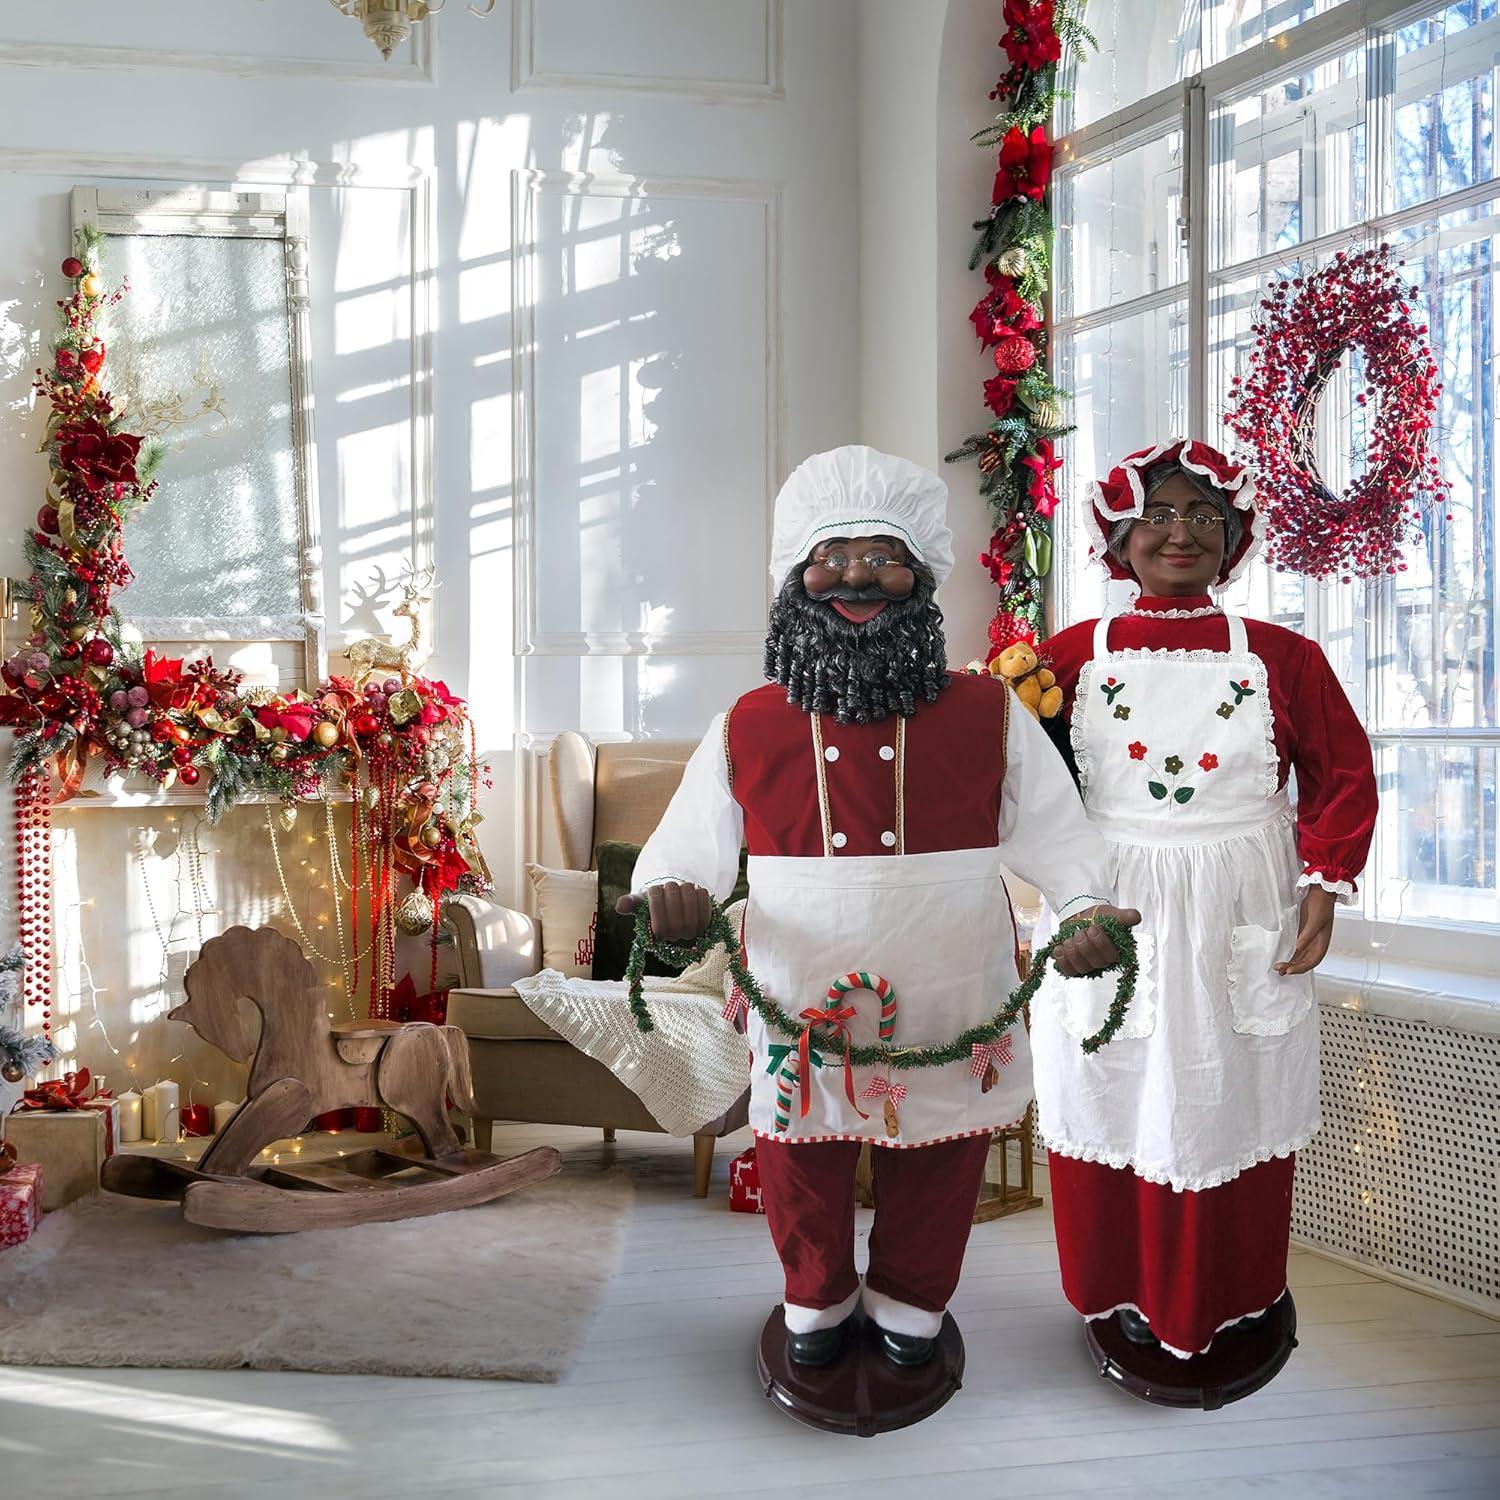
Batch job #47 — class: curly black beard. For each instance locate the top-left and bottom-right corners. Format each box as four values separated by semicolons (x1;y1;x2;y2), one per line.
763;561;950;723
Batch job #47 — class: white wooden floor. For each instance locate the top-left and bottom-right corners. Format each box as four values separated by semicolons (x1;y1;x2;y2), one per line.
2;1122;1498;1499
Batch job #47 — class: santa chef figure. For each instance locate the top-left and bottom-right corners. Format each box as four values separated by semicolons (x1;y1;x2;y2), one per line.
624;446;1138;1368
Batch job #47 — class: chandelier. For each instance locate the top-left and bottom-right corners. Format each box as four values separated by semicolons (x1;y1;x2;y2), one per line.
330;0;496;61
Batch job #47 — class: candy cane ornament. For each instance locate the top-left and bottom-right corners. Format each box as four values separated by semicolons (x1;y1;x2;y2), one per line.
773;1053;799;1135
826;971;897;1041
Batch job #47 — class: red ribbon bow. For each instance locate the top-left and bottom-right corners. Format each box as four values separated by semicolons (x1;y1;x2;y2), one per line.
861;1075;907;1106
797;1005;870;1122
19;1067;98;1111
970;1035;1014;1078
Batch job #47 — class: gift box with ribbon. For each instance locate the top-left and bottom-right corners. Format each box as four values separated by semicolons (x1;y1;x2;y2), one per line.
729;1146;764;1214
7;1070;116;1210
0;1160;43;1250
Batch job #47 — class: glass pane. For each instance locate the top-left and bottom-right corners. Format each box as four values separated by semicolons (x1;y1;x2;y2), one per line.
1054;130;1186;317
1371;742;1499;925
1063;1;1199;131
1054;299;1190;625
1387;2;1499;213
1210;45;1366;270
1203;0;1345;66
103;232;302;621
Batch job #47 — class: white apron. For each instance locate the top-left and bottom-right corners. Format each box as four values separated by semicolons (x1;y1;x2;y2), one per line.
1030;614;1320;1192
743;845;1031;1145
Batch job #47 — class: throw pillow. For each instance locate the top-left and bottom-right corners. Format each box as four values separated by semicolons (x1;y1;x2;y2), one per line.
525;864;599;978
592;840;750;982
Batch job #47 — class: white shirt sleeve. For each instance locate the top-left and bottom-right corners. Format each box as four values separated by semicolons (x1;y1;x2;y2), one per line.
999;695;1114;921
630;713;745;899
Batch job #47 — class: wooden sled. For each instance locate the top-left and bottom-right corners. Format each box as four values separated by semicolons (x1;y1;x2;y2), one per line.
101;926;563;1232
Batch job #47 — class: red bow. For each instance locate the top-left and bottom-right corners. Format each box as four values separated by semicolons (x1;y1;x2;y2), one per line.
20;1068;97;1111
861;1075;907;1106
722;985;746;1025
796;1005;869;1122
970;1036;1014;1078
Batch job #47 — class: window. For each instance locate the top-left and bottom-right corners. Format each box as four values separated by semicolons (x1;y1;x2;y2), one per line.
1053;0;1500;946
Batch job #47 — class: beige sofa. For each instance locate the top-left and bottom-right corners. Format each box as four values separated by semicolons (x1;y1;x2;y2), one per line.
443;732;750;1196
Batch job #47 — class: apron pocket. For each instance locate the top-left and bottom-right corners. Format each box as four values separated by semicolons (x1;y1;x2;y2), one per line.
1228;907;1314;1036
1054;932;1155;1042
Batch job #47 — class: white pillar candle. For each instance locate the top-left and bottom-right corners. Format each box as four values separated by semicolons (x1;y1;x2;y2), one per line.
118;1090;143;1144
212;1100;239;1133
143;1081;181;1143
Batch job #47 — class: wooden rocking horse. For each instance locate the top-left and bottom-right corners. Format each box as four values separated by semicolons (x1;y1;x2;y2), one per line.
101;926;561;1232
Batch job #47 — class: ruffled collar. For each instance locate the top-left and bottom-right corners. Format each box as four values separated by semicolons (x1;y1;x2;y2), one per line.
1130;593;1217;615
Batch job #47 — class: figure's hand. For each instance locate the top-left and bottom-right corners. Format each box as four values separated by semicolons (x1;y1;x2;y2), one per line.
1275;885;1337;976
1052;904;1142;979
616;881;713;943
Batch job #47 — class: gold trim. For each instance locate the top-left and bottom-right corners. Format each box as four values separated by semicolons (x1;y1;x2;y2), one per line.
722;703;735;792
811;712;833;856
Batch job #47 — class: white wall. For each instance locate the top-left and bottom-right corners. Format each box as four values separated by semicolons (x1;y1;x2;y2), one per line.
0;0;860;1096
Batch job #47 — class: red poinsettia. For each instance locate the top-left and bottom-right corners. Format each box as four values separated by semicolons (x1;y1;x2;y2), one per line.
256;698;319;742
983;375;1019;416
993;125;1051;203
1023;439;1064;518
970;270;1042;347
1000;0;1062;71
54;417;142;496
142;650;193;712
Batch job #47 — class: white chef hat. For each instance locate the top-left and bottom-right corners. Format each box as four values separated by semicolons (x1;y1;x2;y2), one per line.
768;445;955;589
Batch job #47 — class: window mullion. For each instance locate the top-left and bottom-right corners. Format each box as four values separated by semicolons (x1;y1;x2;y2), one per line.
1184;78;1210;438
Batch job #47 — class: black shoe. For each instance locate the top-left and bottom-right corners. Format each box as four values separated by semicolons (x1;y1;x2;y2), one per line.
1116;1308;1158;1346
786;1319;848;1367
879;1328;935;1366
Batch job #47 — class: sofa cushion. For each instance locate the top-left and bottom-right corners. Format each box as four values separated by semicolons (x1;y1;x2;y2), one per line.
444;987;564;1043
592;840;750;982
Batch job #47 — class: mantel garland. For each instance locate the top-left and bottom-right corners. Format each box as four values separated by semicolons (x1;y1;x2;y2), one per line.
945;0;1095;652
0;231;491;1017
1223;243;1449;581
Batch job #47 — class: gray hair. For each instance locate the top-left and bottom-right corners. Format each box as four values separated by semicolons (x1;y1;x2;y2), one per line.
1106;461;1243;574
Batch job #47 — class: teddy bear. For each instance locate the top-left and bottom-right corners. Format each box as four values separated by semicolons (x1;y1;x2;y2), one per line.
963;642;1062;720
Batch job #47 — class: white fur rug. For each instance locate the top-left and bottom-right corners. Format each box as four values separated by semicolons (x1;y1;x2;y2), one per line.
0;1158;632;1382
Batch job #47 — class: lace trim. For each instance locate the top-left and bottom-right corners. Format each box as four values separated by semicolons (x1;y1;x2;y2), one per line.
1073;646;1281;802
1299;870;1358;906
1041;1125;1317;1194
1125;604;1223;620
1080;1291;1289;1361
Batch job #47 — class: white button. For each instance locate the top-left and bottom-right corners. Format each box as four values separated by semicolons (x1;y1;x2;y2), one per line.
824;745;840;762
879;745;895;761
831;832;848;849
880;831;897;847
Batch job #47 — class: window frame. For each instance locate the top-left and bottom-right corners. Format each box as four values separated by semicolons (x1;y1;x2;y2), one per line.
1050;0;1500;976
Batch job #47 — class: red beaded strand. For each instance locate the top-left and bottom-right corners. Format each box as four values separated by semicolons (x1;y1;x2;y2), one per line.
15;766;53;1035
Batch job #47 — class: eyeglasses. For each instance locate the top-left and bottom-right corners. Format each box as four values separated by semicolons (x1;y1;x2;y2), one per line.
810;550;904;573
1138;509;1225;532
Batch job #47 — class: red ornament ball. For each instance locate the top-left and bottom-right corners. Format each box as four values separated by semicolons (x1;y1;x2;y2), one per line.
991;335;1037;375
58;641;82;661
178;764;201;786
36;504;60;536
61;256;83;279
353;711;380;737
172;745;193;767
82;638;114;667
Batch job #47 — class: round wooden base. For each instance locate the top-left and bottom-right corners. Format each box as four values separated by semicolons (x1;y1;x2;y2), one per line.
756;1305;965;1438
1084;1293;1298;1410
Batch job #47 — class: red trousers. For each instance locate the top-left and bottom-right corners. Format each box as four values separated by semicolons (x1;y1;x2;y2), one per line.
1047;1150;1296;1357
755;1133;992;1337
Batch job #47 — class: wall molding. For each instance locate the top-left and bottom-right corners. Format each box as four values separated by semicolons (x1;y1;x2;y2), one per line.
511;0;783;103
510;166;783;661
0;25;434;86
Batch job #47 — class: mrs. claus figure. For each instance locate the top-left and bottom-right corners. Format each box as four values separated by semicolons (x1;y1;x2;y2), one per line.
1028;439;1378;1369
623;446;1137;1369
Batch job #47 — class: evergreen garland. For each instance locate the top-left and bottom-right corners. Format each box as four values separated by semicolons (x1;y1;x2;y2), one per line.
626;899;1137;1064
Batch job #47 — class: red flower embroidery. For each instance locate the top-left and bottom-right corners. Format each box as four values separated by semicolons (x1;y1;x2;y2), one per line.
1128;742;1147;760
1199;753;1219;772
993;125;1051;204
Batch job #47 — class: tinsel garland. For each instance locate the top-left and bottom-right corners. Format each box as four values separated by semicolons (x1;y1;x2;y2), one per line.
944;0;1096;650
626;900;1137;1063
1223;243;1449;580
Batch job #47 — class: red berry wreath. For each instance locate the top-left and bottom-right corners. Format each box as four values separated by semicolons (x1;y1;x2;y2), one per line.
1224;244;1448;581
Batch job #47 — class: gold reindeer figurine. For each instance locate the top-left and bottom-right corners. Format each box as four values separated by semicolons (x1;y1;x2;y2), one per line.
344;561;437;685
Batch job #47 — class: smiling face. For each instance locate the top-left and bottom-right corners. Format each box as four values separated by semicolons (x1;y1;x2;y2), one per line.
801;534;916;624
1123;473;1229;596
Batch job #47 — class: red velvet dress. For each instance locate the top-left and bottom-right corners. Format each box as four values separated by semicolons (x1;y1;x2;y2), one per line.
1040;594;1377;1356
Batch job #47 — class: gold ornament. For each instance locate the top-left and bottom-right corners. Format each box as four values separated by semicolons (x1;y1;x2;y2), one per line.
1;1060;25;1084
997;247;1028;279
312;720;340;749
1034;395;1064;430
277;804;298;832
419;823;442;849
363;784;383;811
68;624;90;642
269;743;290;763
376;731;394;749
80;273;103;298
394;888;434;936
387;688;422;726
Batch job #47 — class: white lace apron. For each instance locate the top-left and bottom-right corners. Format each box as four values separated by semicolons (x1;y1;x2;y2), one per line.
1030;614;1320;1192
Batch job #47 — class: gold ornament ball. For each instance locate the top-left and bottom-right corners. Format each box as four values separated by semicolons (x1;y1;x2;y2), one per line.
419;824;443;849
68;624;91;642
312;720;340;749
81;273;103;298
277;804;298;832
394;889;435;937
997;247;1028;278
376;731;394;749
269;743;290;763
362;785;383;811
